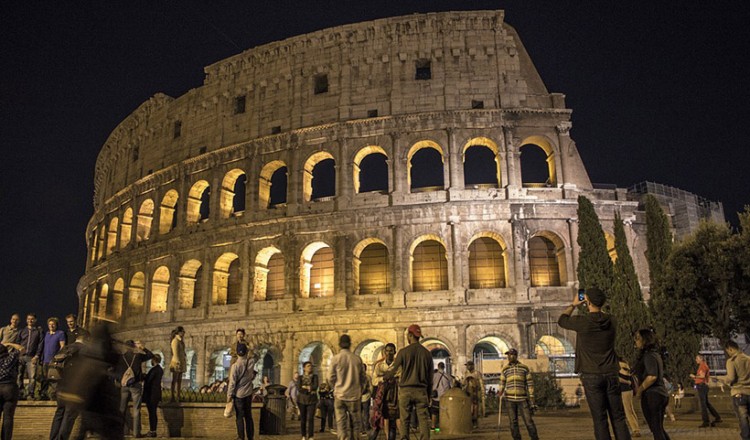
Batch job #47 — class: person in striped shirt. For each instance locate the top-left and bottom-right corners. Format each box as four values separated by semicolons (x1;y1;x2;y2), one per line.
498;348;539;440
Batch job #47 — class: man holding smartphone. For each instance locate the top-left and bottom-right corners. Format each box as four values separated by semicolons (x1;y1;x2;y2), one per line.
558;287;631;440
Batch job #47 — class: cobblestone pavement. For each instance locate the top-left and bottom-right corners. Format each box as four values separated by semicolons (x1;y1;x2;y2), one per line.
14;407;740;439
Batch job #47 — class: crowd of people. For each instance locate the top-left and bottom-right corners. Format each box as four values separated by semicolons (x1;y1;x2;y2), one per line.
0;291;749;440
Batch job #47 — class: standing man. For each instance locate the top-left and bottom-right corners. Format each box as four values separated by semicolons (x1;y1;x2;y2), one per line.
462;360;485;428
498;348;538;440
117;340;155;438
227;343;257;440
41;317;66;400
691;354;722;427
286;371;300;421
385;324;433;440
558;288;631;440
18;314;44;400
229;328;248;365
329;334;366;440
63;314;88;347
720;340;749;439
370;343;398;440
430;362;451;430
0;314;20;345
143;354;164;438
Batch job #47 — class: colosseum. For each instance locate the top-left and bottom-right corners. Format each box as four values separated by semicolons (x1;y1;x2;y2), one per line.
79;10;668;388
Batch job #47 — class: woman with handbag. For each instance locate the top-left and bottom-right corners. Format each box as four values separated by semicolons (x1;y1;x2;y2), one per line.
227;343;256;440
297;361;319;440
633;328;671;440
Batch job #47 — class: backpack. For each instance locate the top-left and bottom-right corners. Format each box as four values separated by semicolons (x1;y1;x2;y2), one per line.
121;354;136;387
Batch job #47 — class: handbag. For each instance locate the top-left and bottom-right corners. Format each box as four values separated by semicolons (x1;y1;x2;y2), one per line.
224;401;234;418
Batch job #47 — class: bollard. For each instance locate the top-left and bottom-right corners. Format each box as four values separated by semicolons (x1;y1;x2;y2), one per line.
439;387;473;434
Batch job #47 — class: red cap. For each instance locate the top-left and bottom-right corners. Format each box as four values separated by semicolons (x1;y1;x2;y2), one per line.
407;324;422;337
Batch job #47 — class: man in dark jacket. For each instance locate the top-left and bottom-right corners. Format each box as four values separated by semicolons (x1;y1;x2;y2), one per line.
143;354;164;438
385;324;433;440
117;340;155;438
558;288;630;440
18;313;44;400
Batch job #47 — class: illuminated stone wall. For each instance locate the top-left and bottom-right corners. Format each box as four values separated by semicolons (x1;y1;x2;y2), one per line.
79;10;649;387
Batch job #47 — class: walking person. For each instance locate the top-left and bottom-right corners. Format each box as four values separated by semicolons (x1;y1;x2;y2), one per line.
558;288;631;440
169;326;186;403
117;340;154;439
430;362;451;430
462;360;485;429
369;343;398;440
297;361;319;440
286;372;300;421
385;324;433;440
329;334;366;440
632;329;670;440
498;348;538;440
1;341;24;440
228;343;257;440
618;358;640;437
317;381;335;434
673;384;684;410
17;314;43;400
49;332;86;440
361;364;372;435
41;317;66;400
719;340;750;440
143;354;164;438
690;354;722;427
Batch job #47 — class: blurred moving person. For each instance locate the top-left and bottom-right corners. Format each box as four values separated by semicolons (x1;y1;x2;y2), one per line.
0;341;24;440
143;354;164;438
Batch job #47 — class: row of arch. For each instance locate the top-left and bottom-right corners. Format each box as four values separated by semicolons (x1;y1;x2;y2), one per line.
84;230;586;322
90;137;557;265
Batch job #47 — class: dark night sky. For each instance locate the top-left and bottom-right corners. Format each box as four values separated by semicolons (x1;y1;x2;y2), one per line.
2;2;749;323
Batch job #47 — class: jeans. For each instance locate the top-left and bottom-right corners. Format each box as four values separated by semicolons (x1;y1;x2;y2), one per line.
0;383;19;440
362;398;371;431
234;396;254;440
334;399;361;440
505;399;538;440
733;394;749;440
580;373;631;440
299;402;317;438
641;391;670;440
21;356;37;398
696;383;721;424
397;387;430;440
318;398;334;431
119;383;143;437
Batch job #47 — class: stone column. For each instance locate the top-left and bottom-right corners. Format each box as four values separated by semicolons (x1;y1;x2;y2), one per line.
566;217;579;286
555;122;572;187
241;240;251;315
389;132;404;196
510;213;529;301
503;124;521;191
446;128;462;191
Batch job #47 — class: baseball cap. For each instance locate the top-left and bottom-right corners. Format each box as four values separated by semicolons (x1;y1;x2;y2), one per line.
505;348;518;356
407;324;422;338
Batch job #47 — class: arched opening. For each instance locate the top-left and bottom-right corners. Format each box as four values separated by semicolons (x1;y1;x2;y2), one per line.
408;141;444;192
209;349;231;383
253;347;280;385
304;152;336;201
353;146;389;194
96;282;109;319
528;233;567;287
159;189;179;235
355;339;385;371
112;278;124;320
410;236;448;292
605;232;617;263
353;239;390;295
136;199;154;243
253;247;285;301
259;161;287;209
463;138;500;188
535;335;575;377
150;266;170;313
220;169;246;218
298;342;334;379
178;259;203;309
468;234;507;289
212;253;241;305
520;137;556;187
120;207;133;248
106;217;118;255
187;180;211;224
472;336;511;362
421;338;451;374
128;272;146;316
300;242;334;298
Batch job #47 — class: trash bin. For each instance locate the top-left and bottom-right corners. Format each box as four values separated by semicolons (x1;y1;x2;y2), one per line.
260;384;287;435
439;387;473;435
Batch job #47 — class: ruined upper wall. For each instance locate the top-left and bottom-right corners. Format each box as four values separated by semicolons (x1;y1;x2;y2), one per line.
93;10;566;208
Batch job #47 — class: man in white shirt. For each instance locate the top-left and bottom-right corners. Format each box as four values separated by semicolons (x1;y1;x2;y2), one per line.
329;334;366;440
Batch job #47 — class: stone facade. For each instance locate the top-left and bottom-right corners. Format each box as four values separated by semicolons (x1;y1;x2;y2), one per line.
79;10;650;387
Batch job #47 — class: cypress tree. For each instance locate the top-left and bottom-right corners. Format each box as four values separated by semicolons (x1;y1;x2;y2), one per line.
609;213;649;363
644;194;671;293
576;196;614;292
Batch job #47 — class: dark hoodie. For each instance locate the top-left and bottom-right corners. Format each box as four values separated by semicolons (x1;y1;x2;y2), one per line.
558;312;618;374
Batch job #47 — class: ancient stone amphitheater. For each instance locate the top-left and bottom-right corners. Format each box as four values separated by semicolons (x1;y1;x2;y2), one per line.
79;10;651;387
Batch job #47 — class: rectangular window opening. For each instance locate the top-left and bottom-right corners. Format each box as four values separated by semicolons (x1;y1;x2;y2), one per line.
415;59;431;80
199;146;207;155
234;95;246;114
367;109;378;118
132;146;139;162
271;126;281;134
471;100;484;109
314;74;329;94
173;120;182;139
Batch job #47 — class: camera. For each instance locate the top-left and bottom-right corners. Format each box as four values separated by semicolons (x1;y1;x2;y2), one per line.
577;289;585;302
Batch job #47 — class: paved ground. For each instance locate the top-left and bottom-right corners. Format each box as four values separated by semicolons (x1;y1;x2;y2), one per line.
12;405;740;439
